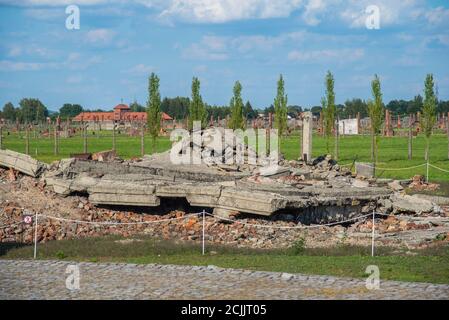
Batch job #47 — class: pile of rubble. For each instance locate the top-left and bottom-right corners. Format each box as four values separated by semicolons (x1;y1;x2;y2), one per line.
1;171;448;248
1;137;449;249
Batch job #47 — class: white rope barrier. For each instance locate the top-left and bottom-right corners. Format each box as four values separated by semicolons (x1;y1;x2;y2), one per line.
356;163;427;171
205;212;373;230
37;212;199;226
429;164;449;173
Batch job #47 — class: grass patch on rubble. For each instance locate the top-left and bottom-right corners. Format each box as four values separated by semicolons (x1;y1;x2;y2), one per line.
3;131;449;182
1;236;449;284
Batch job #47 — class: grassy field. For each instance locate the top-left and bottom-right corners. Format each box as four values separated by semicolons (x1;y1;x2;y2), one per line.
2;236;448;284
2;130;449;181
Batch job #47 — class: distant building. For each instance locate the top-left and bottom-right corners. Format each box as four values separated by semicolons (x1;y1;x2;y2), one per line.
72;104;173;130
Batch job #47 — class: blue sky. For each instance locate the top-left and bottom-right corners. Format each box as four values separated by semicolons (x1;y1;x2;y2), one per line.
0;0;448;112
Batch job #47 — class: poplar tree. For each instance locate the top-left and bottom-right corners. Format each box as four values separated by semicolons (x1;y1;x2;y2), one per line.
147;72;161;153
274;74;288;136
322;71;336;154
188;77;207;130
421;73;437;161
229;81;245;130
367;74;384;168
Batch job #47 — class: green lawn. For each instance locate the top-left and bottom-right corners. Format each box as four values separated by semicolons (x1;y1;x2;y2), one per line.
2;236;448;284
2;130;449;181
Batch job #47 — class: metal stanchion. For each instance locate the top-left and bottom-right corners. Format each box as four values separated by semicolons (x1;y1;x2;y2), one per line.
371;210;375;257
33;212;38;259
202;210;206;255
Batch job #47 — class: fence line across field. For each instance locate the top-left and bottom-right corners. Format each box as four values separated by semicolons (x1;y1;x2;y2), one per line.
351;162;427;171
205;212;373;230
429;164;449;173
27;210;380;259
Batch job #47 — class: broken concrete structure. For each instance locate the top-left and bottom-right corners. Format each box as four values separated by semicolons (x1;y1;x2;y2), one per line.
0;149;47;177
0;127;443;225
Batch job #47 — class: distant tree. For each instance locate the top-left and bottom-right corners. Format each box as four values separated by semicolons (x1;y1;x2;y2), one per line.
17;98;48;123
322;71;336;154
129;101;145;112
273;74;288;136
410;95;423;114
367;74;384;167
287;105;302;118
2;102;16;122
59;103;83;119
264;105;275;116
343;99;368;118
188;77;207;130
147;72;161;152
244;101;258;120
206;105;230;121
161;97;190;120
421;74;437;161
437;100;449;114
310;105;322;117
229;81;245;130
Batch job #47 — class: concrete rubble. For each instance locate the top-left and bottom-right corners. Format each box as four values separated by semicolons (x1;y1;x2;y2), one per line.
0;128;445;224
0;149;47;178
0;167;448;249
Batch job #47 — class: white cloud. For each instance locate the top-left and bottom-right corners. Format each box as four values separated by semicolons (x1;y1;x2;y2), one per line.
288;48;364;62
340;0;421;28
302;0;327;26
156;0;304;23
424;6;449;25
0;60;48;71
0;0;106;5
66;74;83;84
85;28;116;44
182;35;229;60
6;44;53;58
124;64;154;74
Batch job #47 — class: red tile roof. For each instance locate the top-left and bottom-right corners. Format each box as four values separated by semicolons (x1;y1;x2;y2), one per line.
72;111;173;121
114;104;130;110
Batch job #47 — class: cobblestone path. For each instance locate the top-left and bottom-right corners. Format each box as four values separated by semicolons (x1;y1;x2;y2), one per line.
0;260;448;299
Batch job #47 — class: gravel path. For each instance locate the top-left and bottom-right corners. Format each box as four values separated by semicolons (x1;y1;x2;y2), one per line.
0;260;448;300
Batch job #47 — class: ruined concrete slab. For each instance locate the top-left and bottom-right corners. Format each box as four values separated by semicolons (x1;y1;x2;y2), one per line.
0;149;47;177
391;194;435;214
355;162;374;178
216;188;288;216
88;180;160;206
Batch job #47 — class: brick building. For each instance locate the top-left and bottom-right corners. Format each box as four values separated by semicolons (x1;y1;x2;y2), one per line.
73;104;172;130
